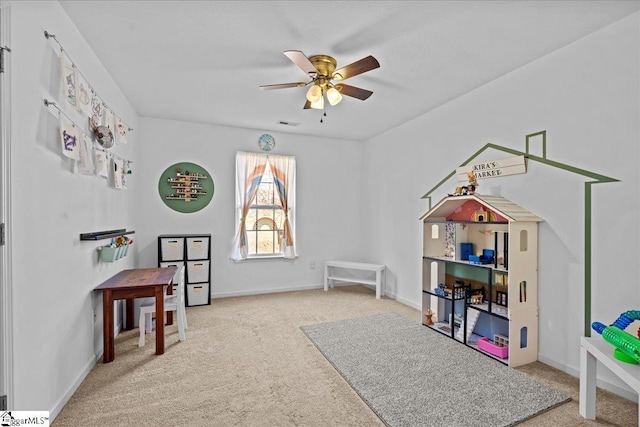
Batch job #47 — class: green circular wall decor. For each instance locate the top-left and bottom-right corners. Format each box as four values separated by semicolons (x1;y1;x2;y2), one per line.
158;162;214;213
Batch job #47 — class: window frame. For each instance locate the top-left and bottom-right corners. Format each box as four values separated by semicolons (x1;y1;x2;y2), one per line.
234;152;296;260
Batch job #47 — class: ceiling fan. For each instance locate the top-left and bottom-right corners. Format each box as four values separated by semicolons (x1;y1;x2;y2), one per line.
260;50;380;110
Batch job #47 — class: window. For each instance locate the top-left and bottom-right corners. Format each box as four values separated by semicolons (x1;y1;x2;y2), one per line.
246;165;285;256
230;152;296;261
519;229;528;251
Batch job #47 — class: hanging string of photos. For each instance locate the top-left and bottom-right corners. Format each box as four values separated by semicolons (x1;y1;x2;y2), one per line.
43;30;133;189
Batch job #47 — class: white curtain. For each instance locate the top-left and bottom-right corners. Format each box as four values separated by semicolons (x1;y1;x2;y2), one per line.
229;152;268;261
268;155;296;259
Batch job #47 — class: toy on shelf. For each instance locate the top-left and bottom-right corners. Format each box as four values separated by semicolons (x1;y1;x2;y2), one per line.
166;168;208;202
592;310;640;364
477;337;509;359
448;170;479;196
469;249;495;265
424;309;434;326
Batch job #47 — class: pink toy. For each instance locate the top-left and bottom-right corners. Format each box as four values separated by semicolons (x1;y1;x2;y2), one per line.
478;337;509;359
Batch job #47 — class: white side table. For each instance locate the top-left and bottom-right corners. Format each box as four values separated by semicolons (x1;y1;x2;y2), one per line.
324;261;386;299
579;336;640;424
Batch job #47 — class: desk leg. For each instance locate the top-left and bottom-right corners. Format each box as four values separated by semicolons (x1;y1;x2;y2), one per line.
155;286;165;355
579;345;597;419
124;299;134;330
102;290;115;363
375;270;381;299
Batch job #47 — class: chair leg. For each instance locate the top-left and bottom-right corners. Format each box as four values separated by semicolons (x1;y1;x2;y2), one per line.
145;313;152;334
177;309;186;341
138;311;146;347
182;307;188;330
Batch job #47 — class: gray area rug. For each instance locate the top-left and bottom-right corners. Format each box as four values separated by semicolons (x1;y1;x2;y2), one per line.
301;312;569;427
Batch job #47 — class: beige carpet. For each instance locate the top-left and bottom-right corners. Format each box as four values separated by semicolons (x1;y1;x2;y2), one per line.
53;285;638;426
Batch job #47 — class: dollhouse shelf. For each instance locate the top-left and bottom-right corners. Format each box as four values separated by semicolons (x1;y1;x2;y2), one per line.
80;229;135;241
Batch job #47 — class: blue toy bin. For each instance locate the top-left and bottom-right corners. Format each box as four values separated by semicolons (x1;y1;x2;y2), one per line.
99;246;118;262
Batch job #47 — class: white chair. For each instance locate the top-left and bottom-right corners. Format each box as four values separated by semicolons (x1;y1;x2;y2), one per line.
139;266;187;347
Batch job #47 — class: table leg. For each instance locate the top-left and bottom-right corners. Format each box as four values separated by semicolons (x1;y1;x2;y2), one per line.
375;270;381;299
579;344;597;419
324;264;329;292
155;285;165;355
124;299;134;330
102;290;115;363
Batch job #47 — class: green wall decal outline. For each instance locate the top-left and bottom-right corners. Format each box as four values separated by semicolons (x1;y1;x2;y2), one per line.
420;130;619;337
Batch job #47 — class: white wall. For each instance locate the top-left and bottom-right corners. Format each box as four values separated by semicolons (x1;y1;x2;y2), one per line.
362;12;640;399
7;1;138;415
136;117;365;297
8;0;639;417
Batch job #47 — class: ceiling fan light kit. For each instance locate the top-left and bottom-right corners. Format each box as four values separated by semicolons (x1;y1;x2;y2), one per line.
260;50;380;117
306;84;322;103
326;87;342;106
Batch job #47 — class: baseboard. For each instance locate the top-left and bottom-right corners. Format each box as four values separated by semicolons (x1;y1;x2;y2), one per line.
212;283;324;298
50;355;97;421
382;289;421;310
537;354;638;403
212;282;423;312
49;321;123;421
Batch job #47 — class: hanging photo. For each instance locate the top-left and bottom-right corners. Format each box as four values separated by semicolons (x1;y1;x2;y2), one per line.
115;117;128;144
59;51;79;110
90;92;104;130
77;73;92;117
121;160;130;189
94;147;109;178
77;134;95;175
103;108;115;135
112;157;124;189
59;119;80;160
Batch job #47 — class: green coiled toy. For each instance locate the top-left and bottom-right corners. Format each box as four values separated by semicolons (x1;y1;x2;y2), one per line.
592;310;640;364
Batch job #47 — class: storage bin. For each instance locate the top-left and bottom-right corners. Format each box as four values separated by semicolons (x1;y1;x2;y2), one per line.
187;283;210;306
187;260;210;283
100;246;118;262
186;236;209;259
160;261;184;283
160;237;184;261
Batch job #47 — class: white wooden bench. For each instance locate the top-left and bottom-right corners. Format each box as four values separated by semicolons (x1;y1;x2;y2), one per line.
324;260;386;299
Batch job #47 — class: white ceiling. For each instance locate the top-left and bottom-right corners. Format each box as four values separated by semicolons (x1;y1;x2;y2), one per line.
59;0;640;141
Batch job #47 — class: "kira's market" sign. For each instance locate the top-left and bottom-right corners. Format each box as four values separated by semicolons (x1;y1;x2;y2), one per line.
456;155;526;181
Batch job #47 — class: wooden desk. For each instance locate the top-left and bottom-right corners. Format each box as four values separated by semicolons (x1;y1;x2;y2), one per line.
95;267;177;363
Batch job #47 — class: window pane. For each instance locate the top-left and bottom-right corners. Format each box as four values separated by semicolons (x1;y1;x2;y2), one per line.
255;182;274;205
246;208;257;226
257;230;276;254
273;209;285;229
246;229;257;255
257;208;274;223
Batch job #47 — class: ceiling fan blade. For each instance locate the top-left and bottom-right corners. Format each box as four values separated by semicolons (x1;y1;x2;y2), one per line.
336;84;373;100
259;82;307;90
303;100;311;109
332;55;380;81
284;50;317;76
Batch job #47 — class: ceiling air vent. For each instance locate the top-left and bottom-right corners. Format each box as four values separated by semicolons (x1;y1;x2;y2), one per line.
278;120;300;127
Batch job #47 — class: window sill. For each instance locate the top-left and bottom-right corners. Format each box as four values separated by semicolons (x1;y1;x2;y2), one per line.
234;254;298;262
